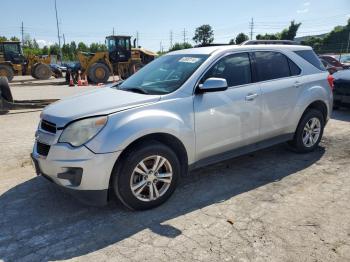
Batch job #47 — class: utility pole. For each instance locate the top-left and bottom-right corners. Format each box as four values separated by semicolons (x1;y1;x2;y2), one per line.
249;18;254;40
54;0;63;62
136;31;139;47
183;28;187;44
21;22;24;45
113;27;115;35
170;30;173;49
160;41;162;53
63;34;66;45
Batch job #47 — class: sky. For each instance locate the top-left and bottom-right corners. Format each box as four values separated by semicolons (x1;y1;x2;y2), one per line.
0;0;349;51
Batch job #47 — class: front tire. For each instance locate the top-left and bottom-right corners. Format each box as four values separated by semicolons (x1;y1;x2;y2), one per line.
88;63;110;83
113;142;180;210
289;109;325;153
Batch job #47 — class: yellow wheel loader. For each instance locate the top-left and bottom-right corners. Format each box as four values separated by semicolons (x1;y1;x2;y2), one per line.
0;41;52;82
70;35;157;84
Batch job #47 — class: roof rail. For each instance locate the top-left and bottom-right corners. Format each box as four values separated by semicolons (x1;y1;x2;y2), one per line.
241;40;299;45
194;43;231;48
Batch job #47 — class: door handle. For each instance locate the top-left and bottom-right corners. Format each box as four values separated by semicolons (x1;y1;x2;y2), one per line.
294;81;302;88
245;93;258;101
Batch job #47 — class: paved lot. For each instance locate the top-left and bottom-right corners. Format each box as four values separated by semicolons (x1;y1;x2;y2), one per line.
0;77;350;261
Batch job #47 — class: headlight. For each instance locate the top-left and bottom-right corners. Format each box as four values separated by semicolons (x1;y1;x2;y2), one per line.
59;116;108;147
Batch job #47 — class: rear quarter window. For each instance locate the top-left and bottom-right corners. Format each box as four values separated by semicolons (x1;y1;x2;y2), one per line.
288;59;301;76
294;50;326;71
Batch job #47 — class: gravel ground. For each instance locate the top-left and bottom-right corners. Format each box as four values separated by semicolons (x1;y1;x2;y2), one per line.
0;78;350;261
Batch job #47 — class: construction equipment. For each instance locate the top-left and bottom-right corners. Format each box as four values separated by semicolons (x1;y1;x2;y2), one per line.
0;41;52;82
70;35;157;84
0;77;57;113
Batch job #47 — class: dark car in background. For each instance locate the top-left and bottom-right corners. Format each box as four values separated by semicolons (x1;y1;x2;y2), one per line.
320;55;350;69
333;69;350;109
337;54;350;68
320;58;338;74
320;55;345;70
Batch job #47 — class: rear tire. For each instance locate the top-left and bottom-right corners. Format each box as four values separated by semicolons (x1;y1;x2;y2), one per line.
0;65;14;82
33;63;52;80
289;109;325;153
112;142;180;210
88;63;110;83
0;77;13;102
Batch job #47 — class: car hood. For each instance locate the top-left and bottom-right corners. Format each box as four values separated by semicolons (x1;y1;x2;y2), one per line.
41;87;161;127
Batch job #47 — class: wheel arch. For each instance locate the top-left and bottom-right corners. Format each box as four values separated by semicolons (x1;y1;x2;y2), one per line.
112;132;189;179
301;100;328;122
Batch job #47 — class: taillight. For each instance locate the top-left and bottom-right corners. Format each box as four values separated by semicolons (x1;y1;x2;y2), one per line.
327;74;334;91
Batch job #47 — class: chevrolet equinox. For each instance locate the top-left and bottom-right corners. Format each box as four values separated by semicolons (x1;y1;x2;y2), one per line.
32;44;333;210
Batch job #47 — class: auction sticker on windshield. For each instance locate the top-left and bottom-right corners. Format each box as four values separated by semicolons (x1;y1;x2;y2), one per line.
178;57;201;63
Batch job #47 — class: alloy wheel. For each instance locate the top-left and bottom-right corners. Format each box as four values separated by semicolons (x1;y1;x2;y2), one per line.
130;155;173;202
302;117;321;147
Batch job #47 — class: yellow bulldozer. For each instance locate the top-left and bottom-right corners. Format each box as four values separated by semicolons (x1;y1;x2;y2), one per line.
0;41;52;82
69;35;157;84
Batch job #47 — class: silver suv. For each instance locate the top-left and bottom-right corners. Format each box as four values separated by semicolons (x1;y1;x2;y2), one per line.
32;45;333;210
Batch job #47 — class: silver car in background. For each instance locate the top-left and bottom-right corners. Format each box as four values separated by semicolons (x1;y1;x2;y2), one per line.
32;44;333;210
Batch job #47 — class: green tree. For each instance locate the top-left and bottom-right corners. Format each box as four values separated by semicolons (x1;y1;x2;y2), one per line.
77;42;88;52
10;36;20;41
0;36;8;41
32;39;39;49
229;38;235;45
89;42;99;53
256;33;279;40
70;41;77;54
193;24;214;46
256;21;301;41
302;19;350;54
49;43;60;55
169;42;193;51
280;20;302;40
42;46;49;55
235;33;249;44
62;43;73;60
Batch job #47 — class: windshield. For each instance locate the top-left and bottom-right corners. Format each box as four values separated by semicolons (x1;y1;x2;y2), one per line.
107;38;130;52
4;43;21;54
117;54;209;95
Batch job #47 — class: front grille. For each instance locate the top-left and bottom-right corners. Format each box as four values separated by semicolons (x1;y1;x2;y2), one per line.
37;142;50;156
41;120;56;134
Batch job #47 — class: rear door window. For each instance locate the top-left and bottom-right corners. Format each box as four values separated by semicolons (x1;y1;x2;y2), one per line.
294;50;326;71
254;51;291;81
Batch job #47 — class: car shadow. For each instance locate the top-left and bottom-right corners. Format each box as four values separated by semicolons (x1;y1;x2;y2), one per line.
332;108;350;122
0;144;325;261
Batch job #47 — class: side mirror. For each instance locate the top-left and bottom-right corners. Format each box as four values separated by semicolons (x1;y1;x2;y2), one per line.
198;78;228;93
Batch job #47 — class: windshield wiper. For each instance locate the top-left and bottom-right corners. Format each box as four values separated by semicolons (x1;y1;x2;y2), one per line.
120;87;149;94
